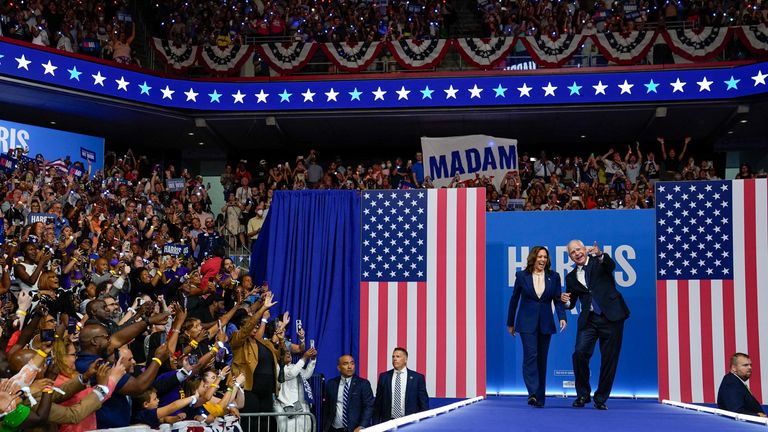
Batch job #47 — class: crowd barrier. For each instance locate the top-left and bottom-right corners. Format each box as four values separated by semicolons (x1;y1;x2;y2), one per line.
91;412;317;432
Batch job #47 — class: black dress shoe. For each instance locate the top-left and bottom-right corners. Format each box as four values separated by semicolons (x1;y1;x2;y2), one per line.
594;401;608;410
527;395;538;406
534;402;545;408
572;397;591;407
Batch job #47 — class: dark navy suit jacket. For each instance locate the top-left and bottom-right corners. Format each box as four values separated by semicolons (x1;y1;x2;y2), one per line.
717;372;767;416
322;375;374;431
507;270;566;334
373;368;429;423
564;254;630;330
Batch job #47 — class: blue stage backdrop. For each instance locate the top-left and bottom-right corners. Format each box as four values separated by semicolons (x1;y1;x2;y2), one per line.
485;210;658;398
250;190;361;378
0;118;104;171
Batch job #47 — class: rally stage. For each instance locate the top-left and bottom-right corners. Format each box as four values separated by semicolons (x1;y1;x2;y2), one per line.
397;397;764;432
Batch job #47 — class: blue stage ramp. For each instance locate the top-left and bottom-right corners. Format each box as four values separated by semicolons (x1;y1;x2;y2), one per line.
399;397;765;432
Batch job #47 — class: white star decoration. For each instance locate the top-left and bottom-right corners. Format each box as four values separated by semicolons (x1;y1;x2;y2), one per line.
8;54;765;108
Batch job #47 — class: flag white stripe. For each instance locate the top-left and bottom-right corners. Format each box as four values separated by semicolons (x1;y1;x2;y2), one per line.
407;281;419;374
465;188;478;397
710;281;726;395
755;180;768;403
688;281;704;402
387;282;399;367
732;181;748;354
425;189;438;397
444;190;458;398
666;281;681;402
367;282;380;392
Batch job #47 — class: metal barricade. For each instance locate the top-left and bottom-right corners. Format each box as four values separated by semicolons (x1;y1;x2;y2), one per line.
240;412;317;432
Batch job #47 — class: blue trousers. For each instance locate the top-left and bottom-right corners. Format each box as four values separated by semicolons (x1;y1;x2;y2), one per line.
520;332;552;403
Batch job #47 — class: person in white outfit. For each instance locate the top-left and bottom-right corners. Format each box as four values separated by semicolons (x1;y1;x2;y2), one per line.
274;347;318;432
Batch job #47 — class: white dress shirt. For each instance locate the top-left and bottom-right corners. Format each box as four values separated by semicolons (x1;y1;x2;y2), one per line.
391;368;408;418
333;376;352;428
276;358;316;406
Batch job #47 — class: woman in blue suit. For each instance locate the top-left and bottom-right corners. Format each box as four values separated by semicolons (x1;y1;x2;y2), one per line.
507;246;567;407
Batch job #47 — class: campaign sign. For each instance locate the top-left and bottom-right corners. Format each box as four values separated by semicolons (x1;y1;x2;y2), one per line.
0;154;17;173
68;166;85;178
27;213;56;225
80;147;96;162
0;119;104;172
163;243;191;257
422;135;518;191
485;209;658;397
166;178;186;192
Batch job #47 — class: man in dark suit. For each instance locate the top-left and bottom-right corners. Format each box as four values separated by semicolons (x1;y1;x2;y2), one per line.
717;352;767;417
322;354;375;432
561;240;630;410
373;347;429;423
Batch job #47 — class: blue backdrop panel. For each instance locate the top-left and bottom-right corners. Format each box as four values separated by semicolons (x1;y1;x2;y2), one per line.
250;190;361;377
485;210;658;397
0;118;104;171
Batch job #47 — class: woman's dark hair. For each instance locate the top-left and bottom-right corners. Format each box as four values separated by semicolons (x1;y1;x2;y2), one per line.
525;246;551;274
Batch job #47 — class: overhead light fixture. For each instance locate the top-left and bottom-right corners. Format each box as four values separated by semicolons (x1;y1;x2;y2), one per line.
728;130;734;134
188;132;194;136
198;142;204;146
580;135;586;139
739;119;748;123
50;121;56;125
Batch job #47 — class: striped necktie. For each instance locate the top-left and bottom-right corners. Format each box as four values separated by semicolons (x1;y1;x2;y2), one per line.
392;371;404;419
342;379;350;430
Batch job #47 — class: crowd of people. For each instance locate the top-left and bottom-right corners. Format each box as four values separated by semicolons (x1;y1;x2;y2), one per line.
0;136;756;430
154;0;457;46
0;0;139;65
478;0;768;38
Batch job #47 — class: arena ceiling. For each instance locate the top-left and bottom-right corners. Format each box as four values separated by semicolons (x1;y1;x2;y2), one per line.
1;72;766;163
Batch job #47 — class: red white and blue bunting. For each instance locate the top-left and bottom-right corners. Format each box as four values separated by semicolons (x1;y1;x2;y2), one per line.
320;42;383;73
519;33;586;68
151;37;198;72
591;31;656;65
253;41;318;74
660;27;733;61
454;37;517;69
197;44;254;75
387;39;451;70
736;24;768;56
147;27;757;75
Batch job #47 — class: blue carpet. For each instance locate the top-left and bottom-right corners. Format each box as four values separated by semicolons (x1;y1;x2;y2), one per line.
401;396;764;431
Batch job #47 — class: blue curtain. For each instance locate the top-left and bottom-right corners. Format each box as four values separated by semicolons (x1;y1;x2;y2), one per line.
250;190;360;377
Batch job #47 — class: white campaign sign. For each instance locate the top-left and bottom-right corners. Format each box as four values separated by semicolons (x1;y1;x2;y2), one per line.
421;135;518;189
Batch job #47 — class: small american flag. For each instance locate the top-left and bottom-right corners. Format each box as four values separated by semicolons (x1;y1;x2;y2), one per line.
359;188;486;398
656;179;767;404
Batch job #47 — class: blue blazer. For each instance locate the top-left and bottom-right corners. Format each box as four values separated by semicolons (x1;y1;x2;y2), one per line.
322;375;374;432
373;369;429;423
717;372;766;415
507;270;566;334
564;254;630;330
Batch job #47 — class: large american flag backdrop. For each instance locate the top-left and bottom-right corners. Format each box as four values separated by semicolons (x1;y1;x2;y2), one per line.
359;188;487;398
656;179;768;403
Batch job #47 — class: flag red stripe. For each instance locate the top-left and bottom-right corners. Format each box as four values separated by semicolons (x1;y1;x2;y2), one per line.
435;189;447;396
699;280;715;402
397;282;408;349
377;282;389;375
360;282;370;380
677;280;692;402
742;180;763;398
455;188;467;398
656;280;670;401
416;281;427;375
722;279;736;371
475;189;487;396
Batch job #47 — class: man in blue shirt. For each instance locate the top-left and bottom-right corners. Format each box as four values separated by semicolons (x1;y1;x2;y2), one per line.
76;309;170;428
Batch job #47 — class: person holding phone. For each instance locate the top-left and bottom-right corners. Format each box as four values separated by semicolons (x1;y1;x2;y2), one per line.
507;246;566;407
560;240;630;410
